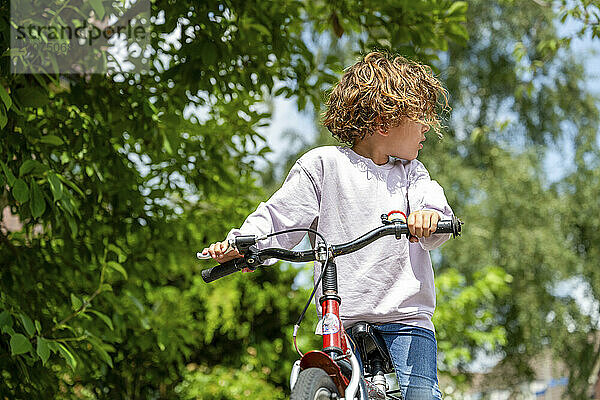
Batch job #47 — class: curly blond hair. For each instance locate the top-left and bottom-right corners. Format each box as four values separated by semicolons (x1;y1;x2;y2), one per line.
322;51;449;145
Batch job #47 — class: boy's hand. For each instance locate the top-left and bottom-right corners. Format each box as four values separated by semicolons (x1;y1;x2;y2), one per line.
407;210;440;243
201;241;253;272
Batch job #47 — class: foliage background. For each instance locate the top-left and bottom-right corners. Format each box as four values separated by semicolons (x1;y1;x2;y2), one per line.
1;0;599;399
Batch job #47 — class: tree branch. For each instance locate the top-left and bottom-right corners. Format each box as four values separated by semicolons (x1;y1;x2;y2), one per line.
48;263;107;334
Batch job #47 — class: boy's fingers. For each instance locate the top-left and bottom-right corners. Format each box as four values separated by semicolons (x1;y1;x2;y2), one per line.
205;240;241;261
409;211;441;238
409;236;419;243
208;243;216;257
423;214;431;237
414;213;424;237
216;241;226;258
431;212;439;233
219;241;229;253
407;213;416;236
209;242;225;258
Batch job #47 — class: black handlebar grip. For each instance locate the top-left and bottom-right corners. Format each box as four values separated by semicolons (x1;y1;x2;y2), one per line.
201;258;247;283
435;216;463;238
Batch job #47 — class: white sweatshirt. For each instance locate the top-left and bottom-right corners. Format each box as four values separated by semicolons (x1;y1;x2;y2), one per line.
227;146;453;331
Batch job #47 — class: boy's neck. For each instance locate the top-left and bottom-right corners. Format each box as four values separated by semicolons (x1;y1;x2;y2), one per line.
351;136;389;165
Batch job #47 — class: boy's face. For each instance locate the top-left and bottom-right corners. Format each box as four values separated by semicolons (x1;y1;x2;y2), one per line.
386;119;430;160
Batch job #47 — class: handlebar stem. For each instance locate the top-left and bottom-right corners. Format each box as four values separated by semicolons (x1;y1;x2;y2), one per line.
316;242;328;263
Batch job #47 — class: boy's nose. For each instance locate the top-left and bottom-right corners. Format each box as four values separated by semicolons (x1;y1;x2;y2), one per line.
421;124;430;133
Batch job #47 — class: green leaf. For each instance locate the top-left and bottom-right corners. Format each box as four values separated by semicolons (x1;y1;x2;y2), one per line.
39;135;64;146
46;340;59;353
0;311;13;333
0;86;12;110
12;178;30;203
65;212;78;237
89;0;106;19
57;343;77;370
162;133;173;154
10;333;33;355
89;310;114;331
30;180;46;218
248;23;272;38
16;87;49;108
87;336;113;368
0;104;6;129
107;261;128;280
59;194;75;215
37;337;51;365
108;243;127;263
445;1;468;18
70;293;83;310
274;86;288;97
0;160;16;186
57;174;85;197
20;160;39;176
34;320;41;334
100;283;113;292
47;172;63;202
20;313;35;337
127;293;145;313
95;344;113;368
448;23;469;41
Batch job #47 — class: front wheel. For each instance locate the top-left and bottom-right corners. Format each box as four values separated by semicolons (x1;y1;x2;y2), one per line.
290;367;340;400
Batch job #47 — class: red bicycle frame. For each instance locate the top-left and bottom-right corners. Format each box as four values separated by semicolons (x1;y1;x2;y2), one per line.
297;258;351;394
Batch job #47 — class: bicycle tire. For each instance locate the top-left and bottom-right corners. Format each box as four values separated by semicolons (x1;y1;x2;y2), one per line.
290;367;340;400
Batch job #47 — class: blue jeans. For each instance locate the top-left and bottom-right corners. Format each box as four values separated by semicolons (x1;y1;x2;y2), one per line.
348;323;443;400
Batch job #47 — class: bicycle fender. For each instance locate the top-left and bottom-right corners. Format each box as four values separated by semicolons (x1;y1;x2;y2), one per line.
300;350;349;395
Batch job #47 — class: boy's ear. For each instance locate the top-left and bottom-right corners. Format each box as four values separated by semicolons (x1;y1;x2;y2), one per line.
375;126;389;136
374;119;389;137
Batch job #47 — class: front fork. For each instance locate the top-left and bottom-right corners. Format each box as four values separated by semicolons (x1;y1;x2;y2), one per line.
345;349;368;400
289;349;367;400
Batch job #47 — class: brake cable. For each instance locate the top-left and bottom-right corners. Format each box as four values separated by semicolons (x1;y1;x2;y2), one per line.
256;228;330;357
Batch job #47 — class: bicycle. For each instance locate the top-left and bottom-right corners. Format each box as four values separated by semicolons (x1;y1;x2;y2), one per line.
198;212;462;400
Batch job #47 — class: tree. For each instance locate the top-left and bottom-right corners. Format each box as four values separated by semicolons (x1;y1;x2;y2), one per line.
0;0;469;397
433;0;599;396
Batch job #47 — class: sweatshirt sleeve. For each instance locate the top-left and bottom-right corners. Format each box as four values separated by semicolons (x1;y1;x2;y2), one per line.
407;160;453;251
226;160;320;264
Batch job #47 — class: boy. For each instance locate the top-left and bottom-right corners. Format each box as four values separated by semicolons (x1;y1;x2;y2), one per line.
203;51;452;399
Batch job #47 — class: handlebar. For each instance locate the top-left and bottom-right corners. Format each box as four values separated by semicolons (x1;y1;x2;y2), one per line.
199;216;462;283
